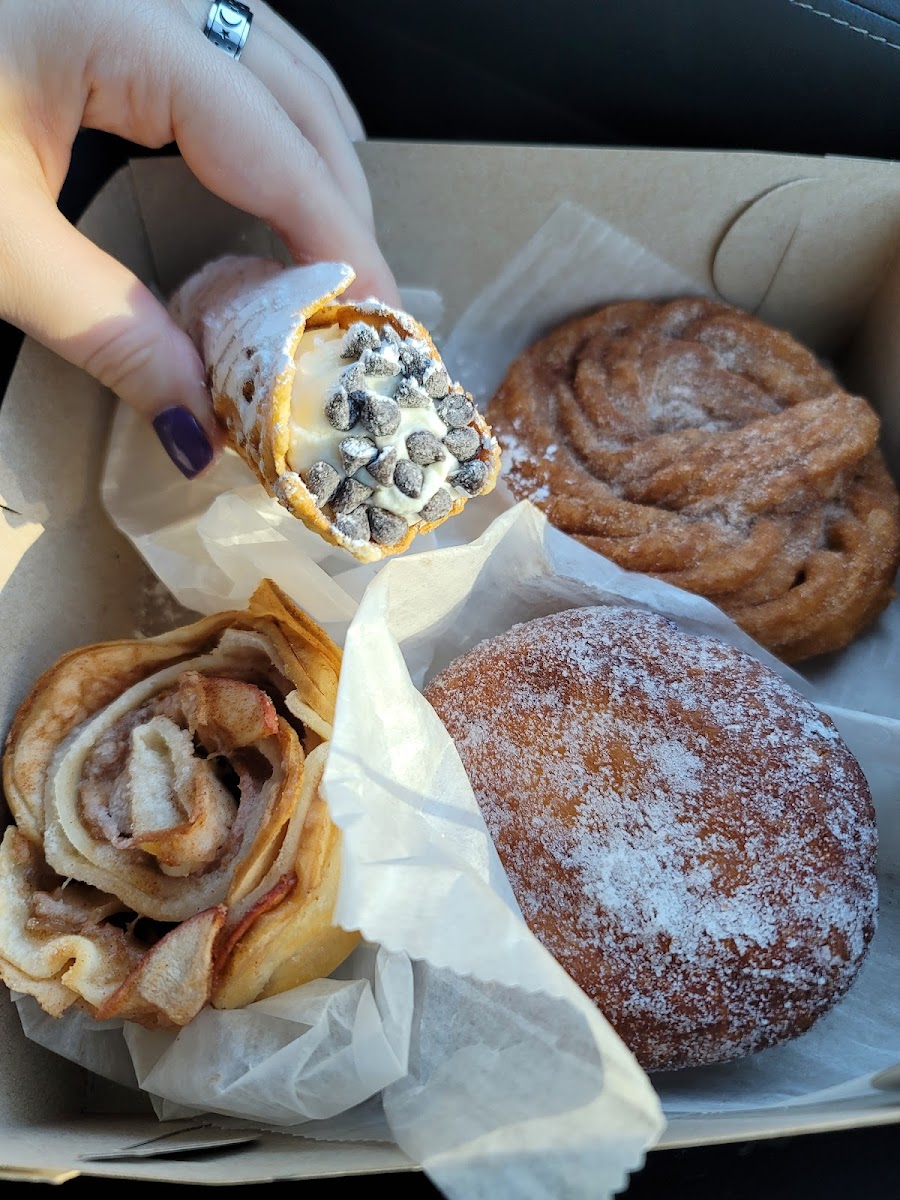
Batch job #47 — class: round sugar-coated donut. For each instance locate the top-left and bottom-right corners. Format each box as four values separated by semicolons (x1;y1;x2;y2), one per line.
424;607;877;1072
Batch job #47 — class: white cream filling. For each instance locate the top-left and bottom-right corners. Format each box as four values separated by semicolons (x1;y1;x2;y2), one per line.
286;324;461;519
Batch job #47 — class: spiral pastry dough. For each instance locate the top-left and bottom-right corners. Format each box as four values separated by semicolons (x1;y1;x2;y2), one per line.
490;298;900;661
0;582;357;1029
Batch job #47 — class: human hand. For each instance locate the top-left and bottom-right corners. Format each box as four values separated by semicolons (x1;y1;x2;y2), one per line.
0;0;399;476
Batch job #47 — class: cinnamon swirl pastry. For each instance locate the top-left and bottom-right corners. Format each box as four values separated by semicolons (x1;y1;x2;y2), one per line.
489;298;900;661
0;582;357;1029
425;607;878;1071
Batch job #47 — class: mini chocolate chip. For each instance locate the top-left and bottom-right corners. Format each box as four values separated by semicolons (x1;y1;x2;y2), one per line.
443;427;481;462
362;393;401;437
339;435;378;475
341;322;380;359
324;386;358;432
361;347;401;378
394;378;432;408
241;378;255;403
423;363;450;399
366;445;398;486
306;460;341;507
399;341;432;381
406;430;446;466
449;459;489;495
420;488;453;523
334;507;371;542
393;458;424;498
435;392;475;429
380;324;401;347
331;477;373;514
369;507;409;546
341;363;366;392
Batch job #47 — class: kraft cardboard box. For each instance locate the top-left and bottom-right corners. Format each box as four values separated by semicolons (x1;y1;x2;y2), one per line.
1;143;900;1183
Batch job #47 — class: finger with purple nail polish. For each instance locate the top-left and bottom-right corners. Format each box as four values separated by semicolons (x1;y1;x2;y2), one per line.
152;407;214;479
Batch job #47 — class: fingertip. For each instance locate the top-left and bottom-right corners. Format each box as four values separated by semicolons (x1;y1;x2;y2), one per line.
142;331;224;467
345;267;402;310
170;359;226;453
152;405;218;479
141;315;224;448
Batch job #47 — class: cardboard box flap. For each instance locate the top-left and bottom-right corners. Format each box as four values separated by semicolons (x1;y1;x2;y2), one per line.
712;177;820;308
712;172;900;351
127;145;900;375
127;147;900;322
0;1118;410;1185
656;1091;900;1151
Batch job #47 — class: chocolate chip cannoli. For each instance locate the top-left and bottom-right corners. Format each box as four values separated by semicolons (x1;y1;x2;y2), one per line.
171;256;500;562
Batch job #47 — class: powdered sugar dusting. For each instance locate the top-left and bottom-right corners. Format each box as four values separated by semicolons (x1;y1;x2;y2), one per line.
425;606;878;1071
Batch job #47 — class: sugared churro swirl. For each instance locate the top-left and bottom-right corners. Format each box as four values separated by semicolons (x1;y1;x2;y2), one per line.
490;298;900;661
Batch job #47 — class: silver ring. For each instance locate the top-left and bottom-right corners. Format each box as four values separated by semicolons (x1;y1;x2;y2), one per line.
204;1;253;61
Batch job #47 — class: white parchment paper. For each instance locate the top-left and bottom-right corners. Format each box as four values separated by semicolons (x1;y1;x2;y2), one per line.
19;206;900;1193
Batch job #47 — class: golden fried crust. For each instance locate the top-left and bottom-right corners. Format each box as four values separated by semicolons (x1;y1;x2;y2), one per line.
425;607;878;1071
489;298;900;661
0;581;358;1028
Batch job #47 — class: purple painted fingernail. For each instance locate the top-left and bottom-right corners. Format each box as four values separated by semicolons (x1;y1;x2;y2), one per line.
152;407;213;479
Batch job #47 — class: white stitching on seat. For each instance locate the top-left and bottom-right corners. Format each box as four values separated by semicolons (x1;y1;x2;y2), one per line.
789;0;900;51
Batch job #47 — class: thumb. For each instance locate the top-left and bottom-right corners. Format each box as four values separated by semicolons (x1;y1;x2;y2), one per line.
0;174;220;478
